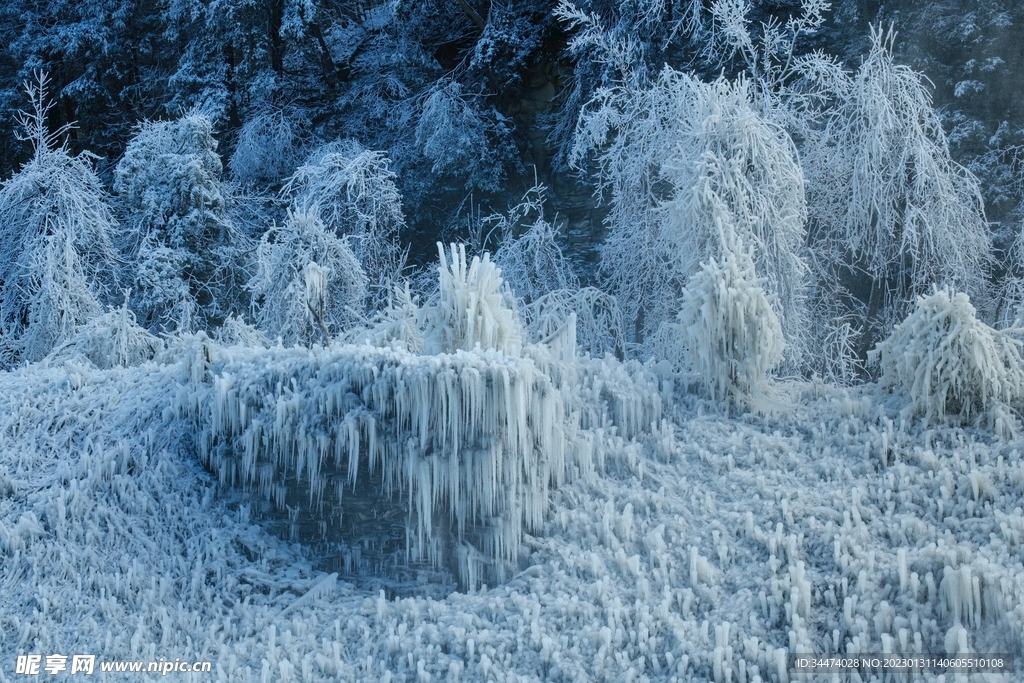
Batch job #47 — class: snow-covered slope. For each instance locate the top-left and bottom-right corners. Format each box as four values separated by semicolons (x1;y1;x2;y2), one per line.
2;346;1023;681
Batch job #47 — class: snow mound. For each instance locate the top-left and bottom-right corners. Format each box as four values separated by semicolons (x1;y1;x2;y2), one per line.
872;288;1024;428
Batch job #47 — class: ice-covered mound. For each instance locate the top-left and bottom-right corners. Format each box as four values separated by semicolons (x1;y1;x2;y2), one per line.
185;339;632;590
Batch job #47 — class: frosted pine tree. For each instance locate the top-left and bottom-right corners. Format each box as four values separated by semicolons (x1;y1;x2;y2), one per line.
0;73;118;366
115;114;241;333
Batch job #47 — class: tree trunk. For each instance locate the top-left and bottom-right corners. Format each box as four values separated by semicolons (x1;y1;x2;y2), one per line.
857;275;885;369
456;0;486;31
308;22;339;87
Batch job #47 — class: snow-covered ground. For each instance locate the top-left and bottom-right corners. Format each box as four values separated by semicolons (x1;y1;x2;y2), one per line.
2;344;1023;682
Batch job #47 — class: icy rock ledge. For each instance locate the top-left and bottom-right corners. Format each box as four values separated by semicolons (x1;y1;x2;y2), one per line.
181;339;662;590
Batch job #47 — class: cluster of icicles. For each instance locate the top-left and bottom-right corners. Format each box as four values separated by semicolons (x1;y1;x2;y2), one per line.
179;246;663;588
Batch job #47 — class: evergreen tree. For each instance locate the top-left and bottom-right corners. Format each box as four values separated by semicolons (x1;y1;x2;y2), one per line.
115;114;241;332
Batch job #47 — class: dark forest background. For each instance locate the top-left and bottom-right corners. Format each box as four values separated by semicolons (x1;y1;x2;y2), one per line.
3;1;1020;251
2;0;1023;379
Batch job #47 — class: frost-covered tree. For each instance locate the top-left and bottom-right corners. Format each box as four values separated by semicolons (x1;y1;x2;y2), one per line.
491;185;579;304
282;140;404;309
250;206;367;346
115;114;241;333
807;28;992;357
0;0;171;169
867;1;1024;239
676;231;784;406
416;81;508;193
160;0;326;125
487;185;627;357
0;73;118;366
552;0;842;164
229;109;308;186
573;67;808;361
658;75;809;361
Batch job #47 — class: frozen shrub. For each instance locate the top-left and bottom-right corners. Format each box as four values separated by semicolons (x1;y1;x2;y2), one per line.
45;299;163;369
871;288;1024;426
213;315;268;348
115;114;240;333
229;110;304;185
250;207;368;347
364;283;424;352
677;232;784;404
422;243;524;356
367;244;528;357
492;185;579;304
0;73;118;366
524;287;625;359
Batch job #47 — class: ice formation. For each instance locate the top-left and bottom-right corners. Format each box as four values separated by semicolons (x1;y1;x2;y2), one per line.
185;349;662;589
676;233;784;406
422;243;523;357
3;254;1024;682
5;328;1024;681
189;342;588;588
3;249;1022;682
872;288;1024;429
185;244;662;588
